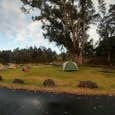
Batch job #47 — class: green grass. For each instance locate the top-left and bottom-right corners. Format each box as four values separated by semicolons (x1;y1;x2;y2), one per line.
0;64;115;95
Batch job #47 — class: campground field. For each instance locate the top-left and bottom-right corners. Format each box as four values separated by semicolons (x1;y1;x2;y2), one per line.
0;64;115;95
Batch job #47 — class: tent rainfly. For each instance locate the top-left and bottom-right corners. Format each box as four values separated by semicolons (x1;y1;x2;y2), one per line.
63;61;78;71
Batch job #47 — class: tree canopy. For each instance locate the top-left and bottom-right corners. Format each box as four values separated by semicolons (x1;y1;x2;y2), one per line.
20;0;97;65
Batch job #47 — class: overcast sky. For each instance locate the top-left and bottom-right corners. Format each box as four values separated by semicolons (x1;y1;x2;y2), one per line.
0;0;115;53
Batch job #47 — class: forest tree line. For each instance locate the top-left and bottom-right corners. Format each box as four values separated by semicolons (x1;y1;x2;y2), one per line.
0;47;57;64
0;38;115;65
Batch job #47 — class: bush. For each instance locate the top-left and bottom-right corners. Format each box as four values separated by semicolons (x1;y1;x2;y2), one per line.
13;78;24;84
0;75;3;81
78;81;98;89
43;79;56;87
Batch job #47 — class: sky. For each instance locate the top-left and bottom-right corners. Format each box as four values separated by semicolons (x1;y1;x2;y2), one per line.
0;0;115;53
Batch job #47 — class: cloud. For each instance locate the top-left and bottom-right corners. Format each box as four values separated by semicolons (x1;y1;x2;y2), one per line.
106;0;115;5
0;0;29;39
16;21;44;44
0;0;59;51
15;20;61;53
87;24;99;41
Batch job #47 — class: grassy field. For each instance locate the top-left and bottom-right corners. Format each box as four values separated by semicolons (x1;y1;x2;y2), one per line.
0;64;115;95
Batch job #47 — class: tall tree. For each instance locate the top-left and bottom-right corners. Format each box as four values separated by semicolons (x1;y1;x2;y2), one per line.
97;4;115;64
20;0;96;65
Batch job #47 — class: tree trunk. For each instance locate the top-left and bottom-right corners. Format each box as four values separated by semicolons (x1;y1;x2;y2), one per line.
78;51;83;65
71;52;83;65
107;51;111;64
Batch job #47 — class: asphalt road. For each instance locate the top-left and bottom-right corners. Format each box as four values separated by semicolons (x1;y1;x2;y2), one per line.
0;88;115;115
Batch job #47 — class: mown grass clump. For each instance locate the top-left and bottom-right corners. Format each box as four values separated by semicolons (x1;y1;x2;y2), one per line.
13;78;24;84
43;79;56;87
78;81;98;89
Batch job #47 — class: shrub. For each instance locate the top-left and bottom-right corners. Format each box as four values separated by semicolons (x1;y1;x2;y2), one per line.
0;75;3;81
43;79;56;87
13;78;24;84
78;81;98;89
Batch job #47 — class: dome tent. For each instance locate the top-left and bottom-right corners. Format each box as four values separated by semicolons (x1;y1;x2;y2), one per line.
63;61;78;71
